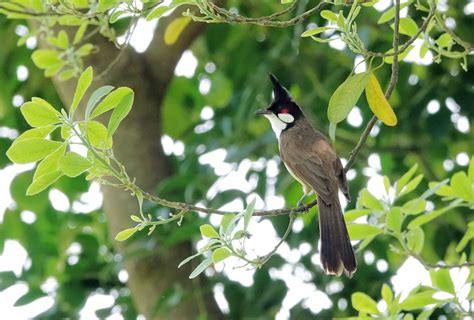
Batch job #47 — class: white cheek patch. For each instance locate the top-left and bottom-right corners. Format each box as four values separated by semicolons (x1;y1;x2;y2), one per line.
277;113;294;123
264;113;287;140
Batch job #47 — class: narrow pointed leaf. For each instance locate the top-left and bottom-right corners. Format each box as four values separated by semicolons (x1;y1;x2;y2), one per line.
164;16;192;45
85;85;115;119
365;73;397;126
91;87;133;119
70;66;93;115
115;227;138;241
26;170;63;195
328;71;370;124
107;92;134;137
189;257;212;279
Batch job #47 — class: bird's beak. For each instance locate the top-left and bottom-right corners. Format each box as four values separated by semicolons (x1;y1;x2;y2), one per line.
255;108;271;115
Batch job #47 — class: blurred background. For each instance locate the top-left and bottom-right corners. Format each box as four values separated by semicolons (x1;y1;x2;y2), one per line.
0;0;473;319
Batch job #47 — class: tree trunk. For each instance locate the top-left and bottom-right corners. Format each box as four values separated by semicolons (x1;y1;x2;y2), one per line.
48;7;222;319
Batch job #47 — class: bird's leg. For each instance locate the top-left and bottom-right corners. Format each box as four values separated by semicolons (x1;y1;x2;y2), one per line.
297;192;307;208
297;188;315;213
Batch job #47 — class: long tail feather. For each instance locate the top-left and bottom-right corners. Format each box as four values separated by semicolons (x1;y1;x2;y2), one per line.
318;195;357;277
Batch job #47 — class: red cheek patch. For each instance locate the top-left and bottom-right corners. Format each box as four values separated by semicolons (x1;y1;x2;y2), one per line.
281;107;289;114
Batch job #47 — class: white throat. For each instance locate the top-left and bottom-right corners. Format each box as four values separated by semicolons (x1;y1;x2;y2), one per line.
263;113;294;140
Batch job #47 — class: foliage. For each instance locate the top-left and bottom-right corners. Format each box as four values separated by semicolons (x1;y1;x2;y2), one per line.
0;0;473;318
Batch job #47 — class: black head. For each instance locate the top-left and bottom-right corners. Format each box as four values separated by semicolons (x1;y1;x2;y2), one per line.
255;73;303;123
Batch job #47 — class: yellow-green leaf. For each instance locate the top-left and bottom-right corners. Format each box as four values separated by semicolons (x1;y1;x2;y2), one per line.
347;224;383;240
328;71;370;124
107;92;134;137
33;144;67;180
26;170;63;195
301;26;334;37
14;126;56;143
200;224;219;238
20;101;61;127
59;152;92;177
351;292;380;314
164;16;192;45
115;227;138;241
85;121;113;149
212;247;232;263
70;66;93;115
7;138;63;164
91;87;133;119
365;73;397;126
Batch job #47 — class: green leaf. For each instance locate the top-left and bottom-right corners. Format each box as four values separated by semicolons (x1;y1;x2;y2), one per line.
97;0;119;12
436;33;453;48
70;66;93;116
115;227;138;241
220;214;233;234
20;101;60;127
243;198;256;231
381;284;393;304
399;290;438;311
406;227;424;254
394;17;419;37
383;176;391;194
58;69;76;81
351;292;380;315
61;125;71;140
200;224;219;238
73;23;87;45
26;170;63;195
14;126;56;143
344;209;372;222
336;10;345;28
416;308;435;320
450;171;473;202
91;87;134;119
347;224;383;240
359;189;384;211
456;222;474;252
396;164;418;194
328;71;370;124
387;207;402;233
384;45;414;64
33;144;66;180
408;199;463;229
378;1;413;24
7;139;63;164
301;26;334;37
59;152;92;177
421;179;449;199
365;73;397;126
399;174;424;197
212;247;232;263
85;85;115;119
31;49;63;69
189;257;212;279
178;251;204;268
146;1;192;21
429;269;455;294
321;10;338;21
56;30;69;49
468;156;474;182
402;199;426;215
107;92;134;137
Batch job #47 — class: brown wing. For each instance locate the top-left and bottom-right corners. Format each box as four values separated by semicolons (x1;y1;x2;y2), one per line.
281;136;338;205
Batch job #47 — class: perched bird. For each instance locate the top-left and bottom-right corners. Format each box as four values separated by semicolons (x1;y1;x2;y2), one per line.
255;74;357;277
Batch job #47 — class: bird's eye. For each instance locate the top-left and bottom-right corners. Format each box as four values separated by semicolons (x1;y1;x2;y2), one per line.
280;107;289;114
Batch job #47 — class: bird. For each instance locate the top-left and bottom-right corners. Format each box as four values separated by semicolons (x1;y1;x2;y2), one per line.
255;73;357;277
